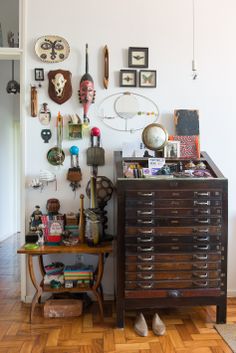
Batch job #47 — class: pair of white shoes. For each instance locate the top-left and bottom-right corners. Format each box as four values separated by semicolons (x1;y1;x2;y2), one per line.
134;312;166;337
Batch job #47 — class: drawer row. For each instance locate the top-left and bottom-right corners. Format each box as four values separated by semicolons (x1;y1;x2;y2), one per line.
126;217;222;226
125;243;221;253
126;199;222;208
125;235;220;244
126;261;221;271
126;252;222;263
126;208;221;218
125;270;221;280
125;226;221;236
125;279;221;290
125;190;222;200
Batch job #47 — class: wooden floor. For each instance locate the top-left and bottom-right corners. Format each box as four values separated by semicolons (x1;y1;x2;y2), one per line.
0;235;235;353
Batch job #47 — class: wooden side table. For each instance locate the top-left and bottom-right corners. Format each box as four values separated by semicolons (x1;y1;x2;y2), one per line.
17;242;113;322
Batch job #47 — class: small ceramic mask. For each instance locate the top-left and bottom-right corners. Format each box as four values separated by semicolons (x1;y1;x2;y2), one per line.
41;129;52;143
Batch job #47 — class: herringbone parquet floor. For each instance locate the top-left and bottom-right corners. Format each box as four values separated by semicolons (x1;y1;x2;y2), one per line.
0;235;234;353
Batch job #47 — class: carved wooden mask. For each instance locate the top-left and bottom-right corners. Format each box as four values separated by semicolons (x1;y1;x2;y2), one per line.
48;69;72;104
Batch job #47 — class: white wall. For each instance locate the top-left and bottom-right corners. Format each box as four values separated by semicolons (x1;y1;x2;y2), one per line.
0;60;20;241
25;0;236;296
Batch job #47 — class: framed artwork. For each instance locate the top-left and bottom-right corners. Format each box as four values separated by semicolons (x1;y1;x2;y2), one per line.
139;70;156;88
174;109;199;136
34;68;44;81
128;47;149;68
169;135;200;159
120;70;137;87
164;140;180;158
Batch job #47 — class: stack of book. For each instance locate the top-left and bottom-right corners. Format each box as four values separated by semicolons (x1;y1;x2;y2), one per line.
64;264;94;288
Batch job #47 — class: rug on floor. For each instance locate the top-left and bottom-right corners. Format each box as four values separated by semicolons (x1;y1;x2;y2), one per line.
214;324;236;352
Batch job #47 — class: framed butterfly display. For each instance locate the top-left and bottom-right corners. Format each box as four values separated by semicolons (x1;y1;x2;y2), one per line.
128;47;148;68
139;70;156;88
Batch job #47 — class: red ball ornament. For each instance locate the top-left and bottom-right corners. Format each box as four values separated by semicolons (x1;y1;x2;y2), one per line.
91;127;101;137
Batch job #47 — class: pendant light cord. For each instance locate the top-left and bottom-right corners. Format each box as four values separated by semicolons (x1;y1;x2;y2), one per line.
192;0;197;79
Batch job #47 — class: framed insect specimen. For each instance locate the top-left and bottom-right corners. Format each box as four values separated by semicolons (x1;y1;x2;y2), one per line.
139;70;156;88
128;47;148;68
120;70;137;87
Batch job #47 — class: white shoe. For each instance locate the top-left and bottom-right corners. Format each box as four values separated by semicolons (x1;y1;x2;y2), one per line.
134;313;148;337
152;313;166;336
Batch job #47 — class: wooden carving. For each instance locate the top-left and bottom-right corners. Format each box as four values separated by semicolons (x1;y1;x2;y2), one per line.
48;69;72;104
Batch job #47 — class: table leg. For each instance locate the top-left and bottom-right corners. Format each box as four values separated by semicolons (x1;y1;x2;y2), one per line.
28;255;42;323
37;255;45;304
92;253;104;320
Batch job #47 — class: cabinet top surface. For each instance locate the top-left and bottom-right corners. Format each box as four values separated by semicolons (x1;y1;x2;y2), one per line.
114;151;227;181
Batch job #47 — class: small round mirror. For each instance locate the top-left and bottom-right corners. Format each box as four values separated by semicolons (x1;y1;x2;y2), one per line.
114;93;139;119
142;123;168;151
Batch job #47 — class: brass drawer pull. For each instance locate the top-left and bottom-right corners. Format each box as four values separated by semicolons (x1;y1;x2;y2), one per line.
194;236;209;242
194;201;210;206
193;254;208;260
196;219;210;224
168;290;181;298
171;220;179;224
192;263;208;270
137;265;153;271
137;210;154;215
138;255;154;262
137;246;154;252
197;209;210;215
198;228;209;233
138;229;154;234
171;246;180;250
141;202;154;206
137;220;154;224
194;245;209;250
194;192;210;197
137;237;154;243
172;192;180;197
137;192;154;197
171;210;179;214
138;273;153;280
193;280;208;287
193;272;208;278
138;282;154;289
171;201;180;206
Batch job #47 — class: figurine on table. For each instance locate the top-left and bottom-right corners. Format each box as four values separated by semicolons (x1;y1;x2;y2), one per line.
30;205;42;231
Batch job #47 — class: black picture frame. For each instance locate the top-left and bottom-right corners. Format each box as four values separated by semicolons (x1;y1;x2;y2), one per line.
34;68;44;81
128;47;149;68
139;70;156;88
120;69;137;87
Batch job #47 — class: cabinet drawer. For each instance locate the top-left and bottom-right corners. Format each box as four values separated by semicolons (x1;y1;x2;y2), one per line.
125;226;222;236
126;208;222;218
127;217;222;227
125;234;220;244
126;190;222;200
126;252;222;263
126;243;221;253
126;261;221;272
125;279;221;290
126;199;222;208
124;288;222;299
126;270;220;281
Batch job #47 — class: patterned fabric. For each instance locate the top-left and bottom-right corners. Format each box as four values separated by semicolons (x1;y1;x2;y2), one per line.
169;135;200;158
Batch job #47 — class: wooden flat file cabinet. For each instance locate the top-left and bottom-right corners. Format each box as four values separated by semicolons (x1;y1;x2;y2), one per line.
114;151;228;328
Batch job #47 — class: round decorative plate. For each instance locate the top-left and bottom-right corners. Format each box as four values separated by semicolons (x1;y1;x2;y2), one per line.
47;147;65;166
142;123;168;151
35;35;70;63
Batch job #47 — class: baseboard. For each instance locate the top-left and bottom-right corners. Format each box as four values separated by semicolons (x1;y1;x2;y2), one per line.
227;290;236;297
